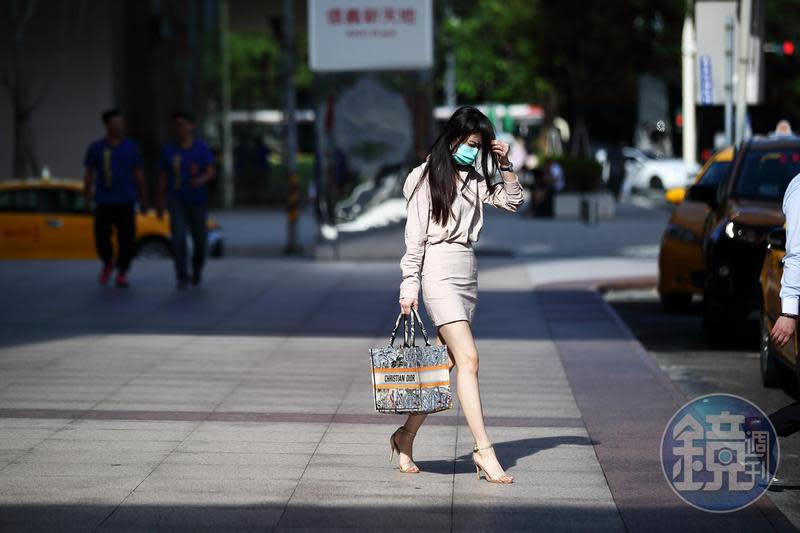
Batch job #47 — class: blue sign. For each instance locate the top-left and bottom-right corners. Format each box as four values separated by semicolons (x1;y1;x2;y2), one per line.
699;55;714;105
661;394;779;512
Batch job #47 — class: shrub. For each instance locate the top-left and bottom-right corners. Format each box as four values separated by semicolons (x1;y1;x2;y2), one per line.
541;156;603;193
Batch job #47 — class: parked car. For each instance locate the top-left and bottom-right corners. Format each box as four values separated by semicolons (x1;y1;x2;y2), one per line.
658;147;734;310
0;178;224;259
689;135;800;338
623;147;700;192
759;225;796;387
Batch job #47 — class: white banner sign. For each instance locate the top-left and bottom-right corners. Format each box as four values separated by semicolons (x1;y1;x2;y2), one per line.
308;0;433;72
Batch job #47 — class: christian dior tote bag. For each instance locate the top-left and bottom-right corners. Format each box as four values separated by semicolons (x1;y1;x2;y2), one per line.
369;308;453;414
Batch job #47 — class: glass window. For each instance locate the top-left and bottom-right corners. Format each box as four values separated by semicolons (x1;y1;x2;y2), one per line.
734;148;800;201
1;188;86;214
10;189;39;212
36;190;58;212
39;189;86;214
698;161;732;187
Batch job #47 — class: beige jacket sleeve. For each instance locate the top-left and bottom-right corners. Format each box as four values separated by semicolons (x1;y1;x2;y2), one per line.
480;173;525;212
399;166;430;300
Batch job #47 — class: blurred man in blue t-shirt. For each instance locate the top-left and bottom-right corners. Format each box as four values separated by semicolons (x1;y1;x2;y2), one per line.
83;109;148;288
157;111;216;289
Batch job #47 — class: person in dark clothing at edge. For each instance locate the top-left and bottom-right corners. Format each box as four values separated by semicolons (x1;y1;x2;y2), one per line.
157;111;216;290
83;108;148;288
606;140;626;201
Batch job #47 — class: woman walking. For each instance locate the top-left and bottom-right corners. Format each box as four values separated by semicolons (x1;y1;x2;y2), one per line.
393;106;524;483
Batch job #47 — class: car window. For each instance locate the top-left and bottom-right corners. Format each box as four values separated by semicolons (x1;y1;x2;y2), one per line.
38;189;86;214
0;188;87;213
36;190;59;212
734;148;800;201
9;189;39;212
698;161;732;187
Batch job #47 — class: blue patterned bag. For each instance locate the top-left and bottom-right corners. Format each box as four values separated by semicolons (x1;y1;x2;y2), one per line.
370;308;453;414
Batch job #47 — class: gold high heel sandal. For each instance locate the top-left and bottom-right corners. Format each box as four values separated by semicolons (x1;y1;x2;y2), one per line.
389;426;420;473
472;442;513;483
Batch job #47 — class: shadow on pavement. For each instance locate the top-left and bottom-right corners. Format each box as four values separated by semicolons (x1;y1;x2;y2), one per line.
0;501;629;531
413;435;598;475
0;281;644;349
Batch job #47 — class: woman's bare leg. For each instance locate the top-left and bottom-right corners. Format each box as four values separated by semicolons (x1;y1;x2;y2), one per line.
437;320;512;481
395;332;456;470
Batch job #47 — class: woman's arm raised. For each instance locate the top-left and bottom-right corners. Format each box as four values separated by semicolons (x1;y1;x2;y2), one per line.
480;171;525;212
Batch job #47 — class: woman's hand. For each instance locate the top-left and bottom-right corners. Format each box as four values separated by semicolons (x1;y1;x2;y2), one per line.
399;297;418;315
491;139;510;166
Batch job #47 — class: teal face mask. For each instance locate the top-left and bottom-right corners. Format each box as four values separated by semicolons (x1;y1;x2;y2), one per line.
452;143;479;165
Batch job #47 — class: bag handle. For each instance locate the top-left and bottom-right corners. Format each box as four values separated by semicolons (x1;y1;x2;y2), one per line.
411;307;432;346
388;308;432;348
388;312;405;347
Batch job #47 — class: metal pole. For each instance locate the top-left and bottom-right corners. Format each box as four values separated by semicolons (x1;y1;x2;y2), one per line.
445;51;456;109
444;5;456;109
724;16;734;146
282;0;300;254
681;14;697;168
735;0;752;145
283;0;300;254
219;0;234;208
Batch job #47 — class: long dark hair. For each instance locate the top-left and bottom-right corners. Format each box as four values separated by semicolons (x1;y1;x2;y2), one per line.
408;105;500;226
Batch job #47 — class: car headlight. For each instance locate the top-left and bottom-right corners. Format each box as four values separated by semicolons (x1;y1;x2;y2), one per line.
723;221;763;244
665;223;701;245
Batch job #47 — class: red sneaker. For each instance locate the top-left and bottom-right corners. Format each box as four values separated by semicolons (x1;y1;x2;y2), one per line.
99;264;113;285
115;273;130;288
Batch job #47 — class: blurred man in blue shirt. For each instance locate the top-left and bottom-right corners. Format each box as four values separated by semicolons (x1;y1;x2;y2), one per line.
83;109;148;288
157;111;216;289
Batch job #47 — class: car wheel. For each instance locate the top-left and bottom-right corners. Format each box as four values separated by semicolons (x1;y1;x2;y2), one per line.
649;176;664;190
702;247;732;344
760;314;783;388
136;237;172;258
660;291;692;312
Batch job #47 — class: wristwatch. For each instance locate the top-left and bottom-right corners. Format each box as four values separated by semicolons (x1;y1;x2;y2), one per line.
499;161;514;172
780;312;798;320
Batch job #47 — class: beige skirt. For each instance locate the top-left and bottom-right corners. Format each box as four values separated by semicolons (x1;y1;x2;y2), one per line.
421;240;477;327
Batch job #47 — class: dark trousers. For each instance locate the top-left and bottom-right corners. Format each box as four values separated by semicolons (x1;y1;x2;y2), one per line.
608;173;624;201
168;198;207;281
769;401;800;437
94;203;136;274
531;186;554;218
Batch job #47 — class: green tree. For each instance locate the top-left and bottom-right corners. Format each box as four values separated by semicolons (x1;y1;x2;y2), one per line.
219;30;311;110
437;0;550;103
436;0;683;150
533;0;682;151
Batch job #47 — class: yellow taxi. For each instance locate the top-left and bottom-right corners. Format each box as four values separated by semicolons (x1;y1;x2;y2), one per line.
657;147;734;310
759;225;796;387
0;178;223;259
